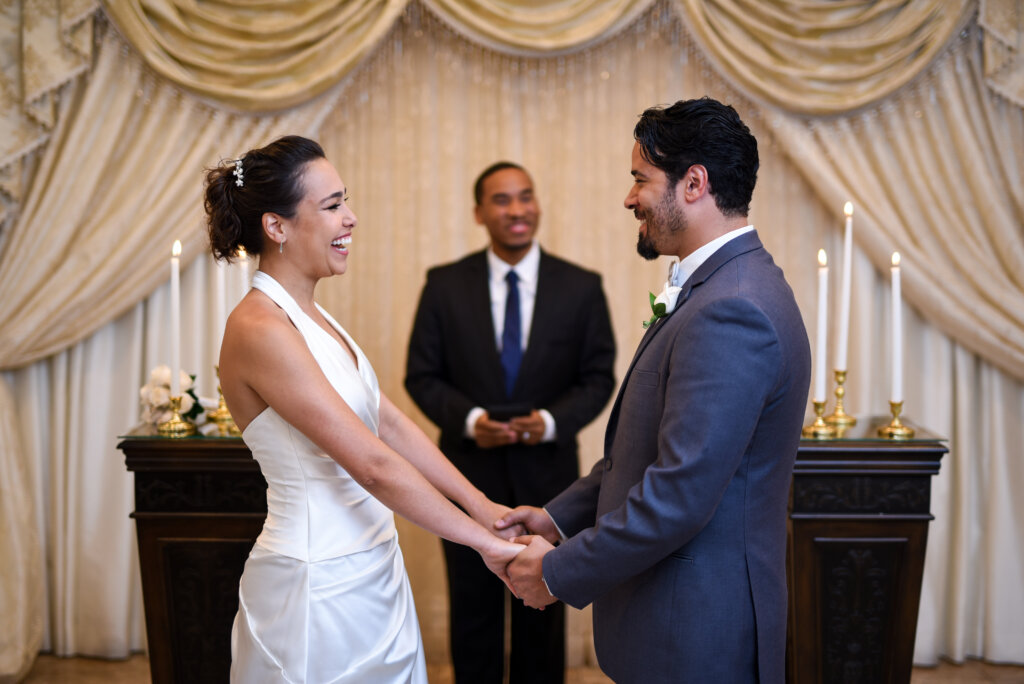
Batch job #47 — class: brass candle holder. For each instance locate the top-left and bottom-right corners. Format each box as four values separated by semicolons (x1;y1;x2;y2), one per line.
206;366;240;436
802;400;837;439
877;400;915;439
824;369;857;427
157;395;197;438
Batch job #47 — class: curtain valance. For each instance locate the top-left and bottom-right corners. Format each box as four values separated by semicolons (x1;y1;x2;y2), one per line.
99;0;977;116
981;0;1024;108
0;0;97;229
676;0;974;115
100;0;408;112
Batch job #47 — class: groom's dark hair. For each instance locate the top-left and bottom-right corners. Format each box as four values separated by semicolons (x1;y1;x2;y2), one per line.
634;97;758;217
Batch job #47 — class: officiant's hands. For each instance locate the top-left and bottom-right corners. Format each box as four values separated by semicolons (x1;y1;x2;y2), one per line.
508;535;557;609
509;410;545;446
494;505;560;545
473;414;517;448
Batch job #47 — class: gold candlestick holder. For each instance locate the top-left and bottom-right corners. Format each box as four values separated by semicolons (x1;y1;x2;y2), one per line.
824;369;857;427
877;400;915;439
206;366;240;436
802;400;837;439
157;395;197;438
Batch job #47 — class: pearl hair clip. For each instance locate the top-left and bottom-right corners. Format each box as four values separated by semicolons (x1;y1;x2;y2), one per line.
233;159;244;187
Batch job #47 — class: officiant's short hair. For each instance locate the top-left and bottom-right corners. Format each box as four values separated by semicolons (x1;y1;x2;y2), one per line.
473;161;528;205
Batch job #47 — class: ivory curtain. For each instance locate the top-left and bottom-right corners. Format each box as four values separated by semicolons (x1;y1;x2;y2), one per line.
1;0;1022;679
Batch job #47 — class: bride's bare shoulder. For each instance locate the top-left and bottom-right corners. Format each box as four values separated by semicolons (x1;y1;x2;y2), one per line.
223;291;297;351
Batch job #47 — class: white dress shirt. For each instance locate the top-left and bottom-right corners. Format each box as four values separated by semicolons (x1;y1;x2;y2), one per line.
464;242;556;441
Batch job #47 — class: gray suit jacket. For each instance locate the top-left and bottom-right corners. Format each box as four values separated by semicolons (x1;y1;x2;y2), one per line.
544;231;810;684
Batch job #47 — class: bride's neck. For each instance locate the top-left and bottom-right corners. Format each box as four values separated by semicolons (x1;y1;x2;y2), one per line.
258;261;318;309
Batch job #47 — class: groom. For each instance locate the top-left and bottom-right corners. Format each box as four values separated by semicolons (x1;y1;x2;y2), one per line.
499;98;811;683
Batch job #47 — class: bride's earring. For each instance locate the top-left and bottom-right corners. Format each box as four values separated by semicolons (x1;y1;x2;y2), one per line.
279;238;285;254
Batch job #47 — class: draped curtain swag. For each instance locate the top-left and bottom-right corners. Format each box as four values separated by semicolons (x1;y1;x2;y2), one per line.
980;0;1024;107
678;0;972;115
2;0;1023;680
0;0;98;231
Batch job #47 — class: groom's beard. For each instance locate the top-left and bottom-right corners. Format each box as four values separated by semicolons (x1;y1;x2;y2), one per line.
637;232;659;260
635;191;687;261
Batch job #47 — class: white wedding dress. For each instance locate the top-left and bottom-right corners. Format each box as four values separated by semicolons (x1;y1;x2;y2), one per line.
231;271;427;683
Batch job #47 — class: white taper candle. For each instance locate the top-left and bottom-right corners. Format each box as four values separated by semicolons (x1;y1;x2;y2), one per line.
814;249;829;402
237;247;250;303
836;202;853;371
891;252;903;403
170;240;182;396
214;257;226;347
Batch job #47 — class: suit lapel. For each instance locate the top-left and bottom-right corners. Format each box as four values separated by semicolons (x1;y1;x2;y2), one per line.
463;251;506;395
603;232;765;454
517;251;558;389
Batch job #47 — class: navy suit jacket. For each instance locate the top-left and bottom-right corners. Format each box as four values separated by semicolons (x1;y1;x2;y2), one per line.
544;232;811;683
405;249;616;505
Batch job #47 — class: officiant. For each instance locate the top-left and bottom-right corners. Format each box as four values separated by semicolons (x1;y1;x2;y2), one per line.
405;161;616;683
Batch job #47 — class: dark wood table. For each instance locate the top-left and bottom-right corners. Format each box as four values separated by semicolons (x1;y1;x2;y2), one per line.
122;416;946;684
787;417;946;684
119;431;265;684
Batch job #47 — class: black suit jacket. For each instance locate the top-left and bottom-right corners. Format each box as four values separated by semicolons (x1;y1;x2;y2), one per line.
405;249;615;504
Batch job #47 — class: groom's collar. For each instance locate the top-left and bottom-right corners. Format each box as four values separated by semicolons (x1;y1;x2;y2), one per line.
670;224;755;287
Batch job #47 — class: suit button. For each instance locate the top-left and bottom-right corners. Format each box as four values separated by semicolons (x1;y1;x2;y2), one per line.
605;459;613;471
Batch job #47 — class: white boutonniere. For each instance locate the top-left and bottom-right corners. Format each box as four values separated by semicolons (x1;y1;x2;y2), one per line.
643;282;682;329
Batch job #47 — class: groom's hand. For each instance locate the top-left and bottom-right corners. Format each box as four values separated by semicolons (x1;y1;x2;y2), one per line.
495;505;559;545
508;535;557;609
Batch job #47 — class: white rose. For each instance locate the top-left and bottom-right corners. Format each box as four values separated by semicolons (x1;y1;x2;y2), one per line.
149;386;171;408
150;365;172;387
653;282;683;316
178;370;193;392
179;393;195;415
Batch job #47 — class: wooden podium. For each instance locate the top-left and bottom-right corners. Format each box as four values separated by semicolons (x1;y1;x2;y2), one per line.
119;432;265;684
787;418;946;684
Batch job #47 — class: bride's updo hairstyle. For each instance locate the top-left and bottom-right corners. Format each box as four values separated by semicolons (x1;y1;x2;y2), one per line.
205;135;326;261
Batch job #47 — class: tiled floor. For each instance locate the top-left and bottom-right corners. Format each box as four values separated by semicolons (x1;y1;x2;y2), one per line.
20;654;1024;683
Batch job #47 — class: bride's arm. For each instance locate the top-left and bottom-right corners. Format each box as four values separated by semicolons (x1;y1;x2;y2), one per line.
220;300;522;574
376;392;524;539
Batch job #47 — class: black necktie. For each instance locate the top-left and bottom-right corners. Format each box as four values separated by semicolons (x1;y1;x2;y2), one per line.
501;270;522;396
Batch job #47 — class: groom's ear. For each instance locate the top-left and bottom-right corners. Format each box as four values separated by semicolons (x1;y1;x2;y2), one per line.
678;164;709;203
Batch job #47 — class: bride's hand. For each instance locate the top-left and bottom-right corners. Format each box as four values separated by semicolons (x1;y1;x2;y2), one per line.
479;538;525;594
472;498;526;541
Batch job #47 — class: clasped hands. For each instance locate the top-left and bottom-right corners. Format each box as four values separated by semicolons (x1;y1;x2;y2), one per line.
490;505;559;609
474;410;545;448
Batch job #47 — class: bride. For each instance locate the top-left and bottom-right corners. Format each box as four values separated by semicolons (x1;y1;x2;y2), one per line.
204;135;524;683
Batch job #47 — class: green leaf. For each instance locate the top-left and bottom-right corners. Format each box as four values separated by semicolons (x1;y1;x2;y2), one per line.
183;388;204;421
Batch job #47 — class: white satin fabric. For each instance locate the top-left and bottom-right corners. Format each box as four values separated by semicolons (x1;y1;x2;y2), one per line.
230;271;427;683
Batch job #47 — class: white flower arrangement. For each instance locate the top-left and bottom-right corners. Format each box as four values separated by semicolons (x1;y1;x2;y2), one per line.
139;365;204;425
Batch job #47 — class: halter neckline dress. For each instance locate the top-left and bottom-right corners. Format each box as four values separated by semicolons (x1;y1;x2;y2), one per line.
230;270;427;683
